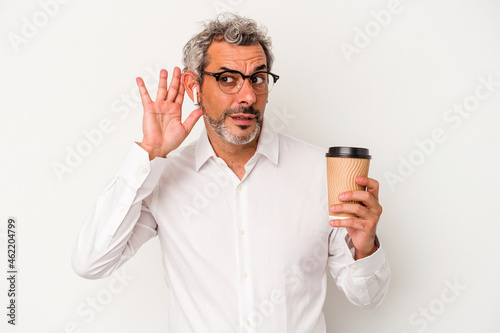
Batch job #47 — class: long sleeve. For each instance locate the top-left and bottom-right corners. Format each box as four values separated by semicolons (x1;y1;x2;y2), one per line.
327;227;391;308
72;143;168;279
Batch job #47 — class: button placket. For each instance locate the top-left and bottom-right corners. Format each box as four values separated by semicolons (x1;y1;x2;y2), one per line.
234;181;254;321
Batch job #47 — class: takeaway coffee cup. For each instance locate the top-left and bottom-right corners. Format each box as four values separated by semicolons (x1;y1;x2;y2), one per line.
326;147;371;218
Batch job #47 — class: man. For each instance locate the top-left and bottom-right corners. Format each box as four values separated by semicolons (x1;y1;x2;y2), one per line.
72;13;390;332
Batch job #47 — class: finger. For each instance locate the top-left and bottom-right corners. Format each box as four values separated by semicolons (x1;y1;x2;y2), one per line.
136;77;152;107
330;203;371;219
156;69;169;101
356;176;379;200
329;218;365;230
182;108;204;134
166;67;182;102
339;190;374;205
174;79;185;105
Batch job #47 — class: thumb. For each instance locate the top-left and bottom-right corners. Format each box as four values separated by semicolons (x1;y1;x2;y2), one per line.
182;108;204;134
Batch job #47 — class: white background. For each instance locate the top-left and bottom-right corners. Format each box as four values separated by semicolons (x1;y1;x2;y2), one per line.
1;0;499;332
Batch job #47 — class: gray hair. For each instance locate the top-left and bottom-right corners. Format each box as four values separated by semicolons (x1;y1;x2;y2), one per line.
182;13;274;84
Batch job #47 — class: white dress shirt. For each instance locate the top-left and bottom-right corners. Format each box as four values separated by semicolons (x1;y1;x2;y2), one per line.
72;120;390;332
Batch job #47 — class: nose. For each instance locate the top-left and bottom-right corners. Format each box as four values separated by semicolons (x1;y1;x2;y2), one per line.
236;78;256;106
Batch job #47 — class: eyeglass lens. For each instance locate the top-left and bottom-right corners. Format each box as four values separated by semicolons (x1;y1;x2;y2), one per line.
218;72;274;95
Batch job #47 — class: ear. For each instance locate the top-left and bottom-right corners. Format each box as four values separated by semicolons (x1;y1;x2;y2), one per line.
182;71;200;104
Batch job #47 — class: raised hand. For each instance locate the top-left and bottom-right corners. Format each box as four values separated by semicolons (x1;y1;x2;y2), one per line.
136;67;203;160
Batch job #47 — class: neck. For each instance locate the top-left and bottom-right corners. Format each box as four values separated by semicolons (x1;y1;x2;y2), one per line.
206;127;260;180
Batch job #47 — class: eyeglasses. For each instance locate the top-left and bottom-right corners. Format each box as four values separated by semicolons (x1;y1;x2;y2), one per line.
201;70;280;95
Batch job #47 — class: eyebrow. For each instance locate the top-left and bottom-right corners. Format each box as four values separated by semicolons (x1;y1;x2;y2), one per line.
218;64;268;73
254;64;267;71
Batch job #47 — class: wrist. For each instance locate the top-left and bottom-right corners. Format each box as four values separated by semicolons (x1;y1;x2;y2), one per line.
354;247;376;260
138;142;169;160
353;237;379;260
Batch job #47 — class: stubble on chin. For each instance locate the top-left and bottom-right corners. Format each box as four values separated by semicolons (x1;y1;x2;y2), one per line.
203;107;263;145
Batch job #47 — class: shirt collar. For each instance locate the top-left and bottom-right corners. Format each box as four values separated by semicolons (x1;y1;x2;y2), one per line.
194;127;214;171
194;118;279;172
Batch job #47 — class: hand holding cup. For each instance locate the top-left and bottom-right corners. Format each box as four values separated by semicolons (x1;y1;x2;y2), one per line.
326;147;382;259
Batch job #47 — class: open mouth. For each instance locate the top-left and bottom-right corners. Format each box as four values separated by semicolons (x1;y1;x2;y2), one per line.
230;113;255;120
229;113;256;125
231;116;254;120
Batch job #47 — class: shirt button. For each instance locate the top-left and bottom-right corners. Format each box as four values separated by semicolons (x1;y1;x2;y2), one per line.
242;272;248;278
351;265;358;271
237;184;243;191
141;167;149;174
358;289;364;294
239;229;245;236
246;320;251;326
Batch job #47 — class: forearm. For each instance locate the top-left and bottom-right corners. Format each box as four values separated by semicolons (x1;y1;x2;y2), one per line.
72;143;167;279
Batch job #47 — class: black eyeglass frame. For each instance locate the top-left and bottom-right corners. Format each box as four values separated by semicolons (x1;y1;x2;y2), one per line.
200;70;280;95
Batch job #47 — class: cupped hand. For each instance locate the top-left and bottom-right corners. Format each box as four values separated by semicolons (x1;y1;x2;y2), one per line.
137;67;203;160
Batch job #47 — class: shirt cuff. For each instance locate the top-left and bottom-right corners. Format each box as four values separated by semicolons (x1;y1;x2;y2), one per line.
115;142;168;191
342;234;390;306
343;234;388;279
